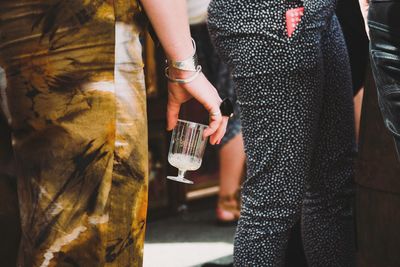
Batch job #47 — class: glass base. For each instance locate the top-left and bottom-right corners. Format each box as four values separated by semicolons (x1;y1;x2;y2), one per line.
167;176;194;184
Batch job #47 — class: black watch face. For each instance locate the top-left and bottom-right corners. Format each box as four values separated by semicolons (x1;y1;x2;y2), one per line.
220;98;234;117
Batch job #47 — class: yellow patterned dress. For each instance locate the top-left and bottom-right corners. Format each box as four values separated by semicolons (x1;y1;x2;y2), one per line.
0;1;148;266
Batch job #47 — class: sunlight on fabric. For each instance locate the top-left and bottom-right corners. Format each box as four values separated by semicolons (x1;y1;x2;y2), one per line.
143;242;233;267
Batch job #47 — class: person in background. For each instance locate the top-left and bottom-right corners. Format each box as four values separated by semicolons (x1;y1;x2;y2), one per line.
208;0;356;265
359;0;400;158
336;0;369;143
0;1;227;266
187;0;246;224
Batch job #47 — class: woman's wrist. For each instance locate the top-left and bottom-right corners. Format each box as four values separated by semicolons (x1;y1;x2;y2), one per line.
165;37;202;84
165;65;202;84
166;38;198;70
164;41;194;61
168;67;198;79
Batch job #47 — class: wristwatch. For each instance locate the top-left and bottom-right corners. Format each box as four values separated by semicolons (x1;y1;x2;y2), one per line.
220;98;234;118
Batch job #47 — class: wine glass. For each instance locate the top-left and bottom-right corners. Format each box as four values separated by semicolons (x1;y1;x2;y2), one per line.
167;119;208;184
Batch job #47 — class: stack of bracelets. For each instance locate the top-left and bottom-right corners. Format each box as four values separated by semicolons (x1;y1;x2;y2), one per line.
164;38;234;118
164;38;202;84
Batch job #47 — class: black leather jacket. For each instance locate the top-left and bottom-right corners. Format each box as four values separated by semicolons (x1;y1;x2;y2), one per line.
368;0;400;159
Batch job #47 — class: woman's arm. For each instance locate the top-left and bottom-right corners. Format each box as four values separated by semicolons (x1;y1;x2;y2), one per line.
140;0;193;60
141;0;227;145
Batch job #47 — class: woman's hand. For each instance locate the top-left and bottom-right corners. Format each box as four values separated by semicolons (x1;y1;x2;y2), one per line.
166;70;228;145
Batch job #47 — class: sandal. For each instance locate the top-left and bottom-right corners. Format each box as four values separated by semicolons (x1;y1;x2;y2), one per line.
216;192;241;225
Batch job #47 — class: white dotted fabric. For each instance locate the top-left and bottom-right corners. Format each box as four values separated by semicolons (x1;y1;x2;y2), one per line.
208;0;357;266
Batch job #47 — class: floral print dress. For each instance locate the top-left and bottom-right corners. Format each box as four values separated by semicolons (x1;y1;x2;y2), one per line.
0;1;149;266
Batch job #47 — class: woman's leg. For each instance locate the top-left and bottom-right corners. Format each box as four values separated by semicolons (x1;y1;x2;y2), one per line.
354;88;364;143
302;15;356;267
232;69;322;266
218;133;245;197
221;31;326;264
216;133;245;221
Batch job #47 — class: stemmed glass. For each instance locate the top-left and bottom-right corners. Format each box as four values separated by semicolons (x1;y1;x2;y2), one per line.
167;119;208;184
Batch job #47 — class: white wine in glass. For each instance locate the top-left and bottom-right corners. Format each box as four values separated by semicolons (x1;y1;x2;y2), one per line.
167;119;208;184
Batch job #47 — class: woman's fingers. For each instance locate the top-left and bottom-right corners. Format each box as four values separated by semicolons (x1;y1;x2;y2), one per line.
203;111;222;141
203;110;229;145
211;116;229;145
166;97;181;131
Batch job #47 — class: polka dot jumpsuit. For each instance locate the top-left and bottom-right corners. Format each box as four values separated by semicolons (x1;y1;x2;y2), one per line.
208;0;356;266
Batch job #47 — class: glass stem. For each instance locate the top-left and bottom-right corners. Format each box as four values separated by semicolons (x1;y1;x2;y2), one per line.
177;169;186;178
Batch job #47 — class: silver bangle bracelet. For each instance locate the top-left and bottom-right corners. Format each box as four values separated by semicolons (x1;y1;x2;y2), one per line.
166;38;199;72
165;65;202;84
